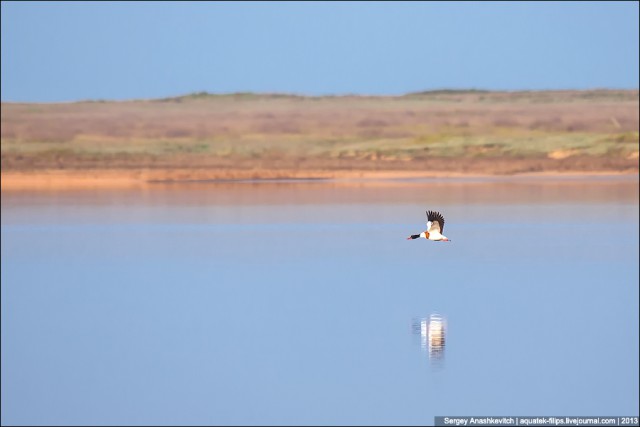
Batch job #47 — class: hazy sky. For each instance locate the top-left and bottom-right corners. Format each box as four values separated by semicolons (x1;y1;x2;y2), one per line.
1;1;638;102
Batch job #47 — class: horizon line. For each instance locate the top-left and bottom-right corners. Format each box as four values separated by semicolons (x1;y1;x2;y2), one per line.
2;87;638;104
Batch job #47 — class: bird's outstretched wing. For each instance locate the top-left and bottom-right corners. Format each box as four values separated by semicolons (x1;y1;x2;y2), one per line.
426;210;445;234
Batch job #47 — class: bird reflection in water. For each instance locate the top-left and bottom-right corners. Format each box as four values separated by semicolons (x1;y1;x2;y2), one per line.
413;313;446;366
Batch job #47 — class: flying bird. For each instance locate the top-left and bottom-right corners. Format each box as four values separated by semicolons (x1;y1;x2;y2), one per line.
407;210;451;242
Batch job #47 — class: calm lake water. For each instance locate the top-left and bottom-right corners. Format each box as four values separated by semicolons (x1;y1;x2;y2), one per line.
2;176;638;426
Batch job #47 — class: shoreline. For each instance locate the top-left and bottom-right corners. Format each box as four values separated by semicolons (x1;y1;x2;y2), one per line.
2;168;638;190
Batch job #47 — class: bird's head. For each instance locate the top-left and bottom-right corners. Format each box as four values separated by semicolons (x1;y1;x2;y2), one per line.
442;237;451;242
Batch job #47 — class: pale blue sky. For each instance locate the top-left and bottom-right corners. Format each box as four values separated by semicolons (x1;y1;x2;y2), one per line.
1;1;638;102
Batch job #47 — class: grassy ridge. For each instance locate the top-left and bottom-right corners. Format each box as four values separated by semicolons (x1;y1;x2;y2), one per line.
1;90;638;174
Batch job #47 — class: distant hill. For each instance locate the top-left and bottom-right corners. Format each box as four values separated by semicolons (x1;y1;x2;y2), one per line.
2;89;638;176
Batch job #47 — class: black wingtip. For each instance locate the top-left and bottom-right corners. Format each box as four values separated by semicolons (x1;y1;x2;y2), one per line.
426;210;446;232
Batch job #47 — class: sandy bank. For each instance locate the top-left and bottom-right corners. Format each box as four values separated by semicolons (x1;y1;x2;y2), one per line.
1;168;637;191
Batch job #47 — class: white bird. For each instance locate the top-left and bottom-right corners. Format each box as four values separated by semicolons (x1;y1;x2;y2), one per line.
407;210;451;242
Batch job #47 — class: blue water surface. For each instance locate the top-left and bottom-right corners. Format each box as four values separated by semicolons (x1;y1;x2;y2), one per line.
2;178;638;425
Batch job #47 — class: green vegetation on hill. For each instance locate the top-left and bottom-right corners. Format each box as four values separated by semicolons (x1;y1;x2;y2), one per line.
1;90;638;173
